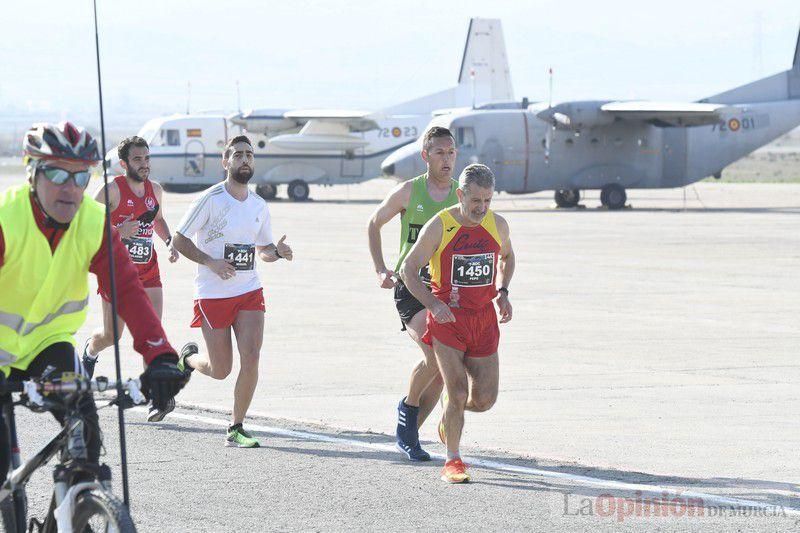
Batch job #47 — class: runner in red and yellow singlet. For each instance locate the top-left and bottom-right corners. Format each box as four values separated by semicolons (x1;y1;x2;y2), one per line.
401;163;515;484
82;136;179;422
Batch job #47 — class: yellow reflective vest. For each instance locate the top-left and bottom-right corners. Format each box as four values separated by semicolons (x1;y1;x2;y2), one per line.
0;184;104;374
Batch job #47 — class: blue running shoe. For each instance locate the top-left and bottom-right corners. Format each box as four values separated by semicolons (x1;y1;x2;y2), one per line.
396;398;431;461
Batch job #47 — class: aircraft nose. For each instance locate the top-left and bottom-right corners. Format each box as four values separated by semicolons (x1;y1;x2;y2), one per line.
381;143;423;180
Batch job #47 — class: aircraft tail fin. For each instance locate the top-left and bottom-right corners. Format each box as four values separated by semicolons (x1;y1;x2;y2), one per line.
794;26;800;70
380;18;515;115
704;26;800;104
457;18;514;103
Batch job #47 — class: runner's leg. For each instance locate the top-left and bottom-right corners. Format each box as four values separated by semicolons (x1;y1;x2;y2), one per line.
433;338;468;458
142;287;163;370
188;318;233;379
87;298;127;356
146;286;163;319
464;353;499;412
230;310;264;425
404;309;443;425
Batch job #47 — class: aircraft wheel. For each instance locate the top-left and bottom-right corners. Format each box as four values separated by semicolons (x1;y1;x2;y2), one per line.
554;189;580;208
600;184;626;210
287;180;310;202
256;183;277;200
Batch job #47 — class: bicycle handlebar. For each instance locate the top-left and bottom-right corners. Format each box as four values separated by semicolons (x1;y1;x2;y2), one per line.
0;376;146;407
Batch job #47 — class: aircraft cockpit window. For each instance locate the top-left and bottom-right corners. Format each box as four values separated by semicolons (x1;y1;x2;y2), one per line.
161;129;181;146
456;127;476;149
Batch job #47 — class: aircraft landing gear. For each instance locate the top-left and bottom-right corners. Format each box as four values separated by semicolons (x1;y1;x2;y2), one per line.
256;183;277;200
287;180;310;202
600;184;627;210
554;189;580;208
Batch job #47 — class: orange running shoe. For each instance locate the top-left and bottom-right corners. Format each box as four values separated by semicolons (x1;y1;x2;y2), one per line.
441;459;470;483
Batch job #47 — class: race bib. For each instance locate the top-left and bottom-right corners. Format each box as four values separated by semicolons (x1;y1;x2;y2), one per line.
224;243;255;271
451;253;494;287
124;237;153;264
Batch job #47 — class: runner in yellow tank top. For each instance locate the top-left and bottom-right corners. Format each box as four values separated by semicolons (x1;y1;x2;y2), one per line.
367;127;459;461
401;164;515;483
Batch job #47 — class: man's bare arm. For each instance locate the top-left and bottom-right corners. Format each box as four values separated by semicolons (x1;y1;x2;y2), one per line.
151;182;171;242
366;181;411;287
495;215;515;290
172;232;212;266
173;231;234;280
94;181;119;211
494;214;514;323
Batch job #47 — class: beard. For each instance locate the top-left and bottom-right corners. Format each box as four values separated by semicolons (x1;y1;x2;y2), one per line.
127;167;147;182
232;166;253;184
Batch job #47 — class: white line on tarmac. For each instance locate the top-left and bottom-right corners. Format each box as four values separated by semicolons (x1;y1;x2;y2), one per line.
132;407;800;515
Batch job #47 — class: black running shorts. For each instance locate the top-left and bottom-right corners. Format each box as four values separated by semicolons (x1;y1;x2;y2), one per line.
393;280;427;331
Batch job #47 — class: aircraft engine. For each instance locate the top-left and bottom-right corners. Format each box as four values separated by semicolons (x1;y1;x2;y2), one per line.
536;100;616;130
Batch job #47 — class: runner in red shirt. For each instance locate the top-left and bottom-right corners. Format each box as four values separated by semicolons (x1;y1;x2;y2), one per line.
82;136;179;422
401;163;515;484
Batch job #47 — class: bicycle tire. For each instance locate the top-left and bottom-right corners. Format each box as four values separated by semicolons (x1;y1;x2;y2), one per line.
0;489;27;533
71;489;136;533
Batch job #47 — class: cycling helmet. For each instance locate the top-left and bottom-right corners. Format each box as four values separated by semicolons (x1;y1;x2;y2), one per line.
23;121;101;165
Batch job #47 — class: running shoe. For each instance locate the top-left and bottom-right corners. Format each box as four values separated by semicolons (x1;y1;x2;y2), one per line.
226;424;260;448
147;396;175;422
396;398;430;461
441;458;470;483
177;342;198;373
81;338;97;378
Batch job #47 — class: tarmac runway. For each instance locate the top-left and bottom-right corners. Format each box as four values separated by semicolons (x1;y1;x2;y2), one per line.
4;174;800;531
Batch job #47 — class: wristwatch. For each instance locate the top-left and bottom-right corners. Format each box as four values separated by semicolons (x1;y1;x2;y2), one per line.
498;287;509;295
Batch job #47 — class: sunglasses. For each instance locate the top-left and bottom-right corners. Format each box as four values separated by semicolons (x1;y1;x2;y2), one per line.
38;166;92;188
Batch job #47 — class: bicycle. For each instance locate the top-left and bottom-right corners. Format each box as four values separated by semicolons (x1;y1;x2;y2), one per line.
0;373;147;533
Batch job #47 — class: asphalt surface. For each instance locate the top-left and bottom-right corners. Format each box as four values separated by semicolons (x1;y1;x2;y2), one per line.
11;406;800;532
2;175;800;531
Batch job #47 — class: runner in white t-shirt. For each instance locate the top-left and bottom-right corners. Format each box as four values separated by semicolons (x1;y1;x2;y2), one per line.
172;135;293;447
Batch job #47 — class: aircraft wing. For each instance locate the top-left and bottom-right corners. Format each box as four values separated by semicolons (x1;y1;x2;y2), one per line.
268;110;382;151
600;101;739;127
283;109;381;132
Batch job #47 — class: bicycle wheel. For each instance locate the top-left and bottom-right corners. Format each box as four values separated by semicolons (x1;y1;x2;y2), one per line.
0;489;27;533
71;488;136;533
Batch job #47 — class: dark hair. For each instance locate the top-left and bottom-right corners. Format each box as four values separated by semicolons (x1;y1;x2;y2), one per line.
117;136;149;163
223;135;253;159
422;126;455;152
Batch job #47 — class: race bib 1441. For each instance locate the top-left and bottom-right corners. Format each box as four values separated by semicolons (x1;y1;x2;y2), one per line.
224;243;255;271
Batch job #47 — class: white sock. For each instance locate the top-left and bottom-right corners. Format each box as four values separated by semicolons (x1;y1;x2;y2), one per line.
446;451;460;461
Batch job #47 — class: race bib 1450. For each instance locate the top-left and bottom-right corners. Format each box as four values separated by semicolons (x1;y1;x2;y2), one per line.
451;253;494;287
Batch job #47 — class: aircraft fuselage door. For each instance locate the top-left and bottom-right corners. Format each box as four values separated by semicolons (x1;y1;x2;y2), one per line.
341;147;364;178
454;124;478;173
184;140;205;178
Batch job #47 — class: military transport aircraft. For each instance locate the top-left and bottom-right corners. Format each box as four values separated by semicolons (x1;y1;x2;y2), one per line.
381;28;800;209
108;18;514;201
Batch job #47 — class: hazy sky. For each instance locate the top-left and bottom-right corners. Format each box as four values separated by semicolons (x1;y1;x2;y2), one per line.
1;0;799;129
